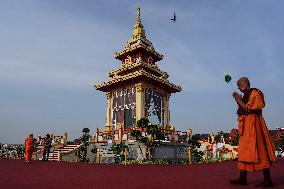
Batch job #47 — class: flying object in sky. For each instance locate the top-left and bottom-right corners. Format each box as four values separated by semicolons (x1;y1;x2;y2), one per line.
171;12;176;22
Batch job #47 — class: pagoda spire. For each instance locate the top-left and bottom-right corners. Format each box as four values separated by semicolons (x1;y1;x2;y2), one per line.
114;7;164;62
136;7;141;23
132;7;145;38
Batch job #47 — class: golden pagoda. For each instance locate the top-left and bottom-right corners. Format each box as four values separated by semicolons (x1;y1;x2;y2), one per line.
95;7;182;134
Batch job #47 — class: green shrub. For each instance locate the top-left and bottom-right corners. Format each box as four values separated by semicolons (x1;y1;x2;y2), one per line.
110;143;127;164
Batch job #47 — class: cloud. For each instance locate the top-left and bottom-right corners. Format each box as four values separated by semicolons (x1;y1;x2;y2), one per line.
0;3;130;90
0;59;101;89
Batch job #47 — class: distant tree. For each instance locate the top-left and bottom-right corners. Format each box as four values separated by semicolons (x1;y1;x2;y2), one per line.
214;131;224;143
66;141;75;145
136;118;150;131
110;143;127;164
188;135;204;163
78;128;91;162
82;128;90;134
33;138;39;152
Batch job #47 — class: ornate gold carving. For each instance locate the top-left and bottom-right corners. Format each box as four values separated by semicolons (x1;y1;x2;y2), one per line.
124;55;132;66
115;40;163;61
114;8;163;62
187;129;193;139
117;123;125;130
108;62;164;78
106;92;112;99
135;83;144;93
162;72;169;79
95;69;182;93
147;56;153;65
104;125;112;133
132;7;145;38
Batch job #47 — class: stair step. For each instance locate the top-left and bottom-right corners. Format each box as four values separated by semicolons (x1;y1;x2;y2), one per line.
47;145;81;161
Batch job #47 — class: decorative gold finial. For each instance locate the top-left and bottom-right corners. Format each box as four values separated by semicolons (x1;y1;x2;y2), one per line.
137;7;141;23
132;7;145;38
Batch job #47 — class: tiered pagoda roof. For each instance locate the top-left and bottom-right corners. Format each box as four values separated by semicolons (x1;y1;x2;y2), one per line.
95;7;182;93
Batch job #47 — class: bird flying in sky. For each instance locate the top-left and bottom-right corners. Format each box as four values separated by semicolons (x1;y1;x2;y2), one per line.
171;12;176;23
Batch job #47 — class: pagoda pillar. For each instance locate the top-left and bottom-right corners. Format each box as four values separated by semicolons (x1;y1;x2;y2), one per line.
135;83;145;122
163;93;171;130
104;92;113;133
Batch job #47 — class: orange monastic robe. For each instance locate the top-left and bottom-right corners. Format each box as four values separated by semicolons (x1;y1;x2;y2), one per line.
237;90;276;172
24;136;34;161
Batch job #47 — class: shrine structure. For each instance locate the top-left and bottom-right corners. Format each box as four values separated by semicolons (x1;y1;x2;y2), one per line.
95;7;182;134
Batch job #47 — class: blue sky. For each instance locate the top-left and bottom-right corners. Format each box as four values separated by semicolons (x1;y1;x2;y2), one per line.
1;0;284;144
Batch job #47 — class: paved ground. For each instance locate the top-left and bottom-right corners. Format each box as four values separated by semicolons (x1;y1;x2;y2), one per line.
0;158;283;189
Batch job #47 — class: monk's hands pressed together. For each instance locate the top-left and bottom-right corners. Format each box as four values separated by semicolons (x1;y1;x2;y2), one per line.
232;92;242;102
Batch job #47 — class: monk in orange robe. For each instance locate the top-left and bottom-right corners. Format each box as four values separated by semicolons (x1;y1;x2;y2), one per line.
24;134;34;163
229;77;276;187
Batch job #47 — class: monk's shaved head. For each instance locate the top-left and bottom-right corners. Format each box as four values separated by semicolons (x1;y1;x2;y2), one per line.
237;77;250;87
237;77;250;92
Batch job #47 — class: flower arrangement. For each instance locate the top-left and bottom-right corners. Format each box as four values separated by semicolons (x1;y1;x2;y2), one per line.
126;159;187;164
0;144;25;159
229;128;239;146
130;118;165;160
219;146;231;153
272;129;284;156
